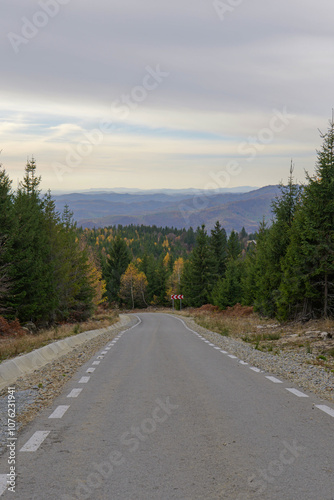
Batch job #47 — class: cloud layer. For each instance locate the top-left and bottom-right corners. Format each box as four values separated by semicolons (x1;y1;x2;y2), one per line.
1;0;333;190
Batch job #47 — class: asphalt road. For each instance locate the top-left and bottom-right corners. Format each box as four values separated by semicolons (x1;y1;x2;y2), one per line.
0;313;333;499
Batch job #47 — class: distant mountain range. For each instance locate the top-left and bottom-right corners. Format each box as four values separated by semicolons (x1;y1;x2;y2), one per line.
53;185;280;233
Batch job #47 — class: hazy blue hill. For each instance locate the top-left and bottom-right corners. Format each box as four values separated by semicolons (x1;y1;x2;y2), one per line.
53;185;279;233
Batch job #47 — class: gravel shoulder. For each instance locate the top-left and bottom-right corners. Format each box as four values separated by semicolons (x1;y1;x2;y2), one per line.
176;314;334;403
0;314;136;456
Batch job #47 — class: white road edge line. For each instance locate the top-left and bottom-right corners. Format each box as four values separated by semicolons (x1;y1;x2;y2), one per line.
67;388;82;398
92;361;100;366
265;376;283;384
79;376;90;383
220;350;228;354
239;361;248;365
86;368;95;373
228;355;238;359
49;405;70;419
0;475;7;496
20;431;50;452
249;367;261;373
101;351;108;354
315;405;334;418
286;388;309;398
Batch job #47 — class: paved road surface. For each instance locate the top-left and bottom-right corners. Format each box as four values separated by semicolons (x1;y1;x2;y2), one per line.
0;313;333;499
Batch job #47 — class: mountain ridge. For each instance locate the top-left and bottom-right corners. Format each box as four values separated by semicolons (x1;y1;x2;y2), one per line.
53;185;280;233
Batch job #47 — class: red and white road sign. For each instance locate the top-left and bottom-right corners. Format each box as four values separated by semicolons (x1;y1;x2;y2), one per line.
171;294;184;300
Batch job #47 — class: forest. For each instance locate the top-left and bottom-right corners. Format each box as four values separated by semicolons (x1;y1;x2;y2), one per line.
1;120;334;327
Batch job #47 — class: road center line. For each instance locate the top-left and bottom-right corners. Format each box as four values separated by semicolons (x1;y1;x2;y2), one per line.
49;405;70;419
265;376;283;384
79;376;90;383
315;405;334;418
67;388;82;398
20;431;50;452
0;475;7;496
286;388;309;398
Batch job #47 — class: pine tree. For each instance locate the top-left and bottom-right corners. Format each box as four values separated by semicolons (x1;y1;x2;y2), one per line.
212;258;244;309
105;235;131;304
227;230;241;260
210;221;227;278
0;165;14;312
9;159;53;323
181;225;215;307
278;120;334;319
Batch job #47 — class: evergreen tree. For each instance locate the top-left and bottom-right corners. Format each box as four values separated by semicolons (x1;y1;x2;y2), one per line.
278;120;334;319
210;221;227;278
212;258;244;309
227;230;241;260
181;225;215;307
105;235;131;304
9;158;53;323
0;165;14;312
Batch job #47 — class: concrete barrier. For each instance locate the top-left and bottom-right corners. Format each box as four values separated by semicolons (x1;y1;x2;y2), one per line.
0;315;130;390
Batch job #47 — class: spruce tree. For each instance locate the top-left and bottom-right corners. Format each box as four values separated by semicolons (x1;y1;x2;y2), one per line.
278;120;334;319
9;158;53;323
0;165;14;312
181;225;215;307
105;235;131;304
210;221;227;278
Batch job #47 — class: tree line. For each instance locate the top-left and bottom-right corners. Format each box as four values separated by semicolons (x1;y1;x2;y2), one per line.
92;119;334;320
0;158;105;327
2;118;333;325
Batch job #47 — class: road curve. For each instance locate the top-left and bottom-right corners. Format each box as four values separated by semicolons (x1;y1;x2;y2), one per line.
0;313;333;499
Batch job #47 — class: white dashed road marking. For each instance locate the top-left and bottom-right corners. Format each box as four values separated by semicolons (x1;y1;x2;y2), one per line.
101;351;108;355
228;355;238;359
97;356;104;359
92;361;100;366
67;388;82;398
220;350;228;354
20;431;50;452
286;388;309;398
49;405;70;419
249;367;261;373
214;347;221;350
266;376;283;384
86;367;95;373
79;376;90;384
315;405;334;418
239;361;248;365
0;475;7;496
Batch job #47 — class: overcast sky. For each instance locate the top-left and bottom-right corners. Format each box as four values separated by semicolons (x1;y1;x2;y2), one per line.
1;0;334;192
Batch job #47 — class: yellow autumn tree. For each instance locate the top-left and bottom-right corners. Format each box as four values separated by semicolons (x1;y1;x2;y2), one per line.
166;257;184;299
120;263;148;309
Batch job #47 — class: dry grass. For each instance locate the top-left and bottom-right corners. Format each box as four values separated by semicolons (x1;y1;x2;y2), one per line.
177;305;334;370
0;309;119;363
